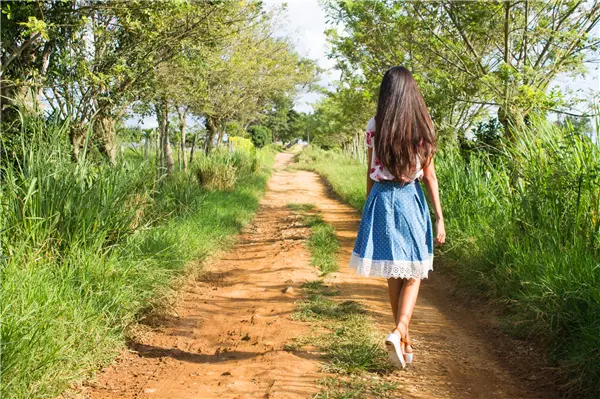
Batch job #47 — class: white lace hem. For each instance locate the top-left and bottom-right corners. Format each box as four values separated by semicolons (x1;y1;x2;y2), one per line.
349;252;433;279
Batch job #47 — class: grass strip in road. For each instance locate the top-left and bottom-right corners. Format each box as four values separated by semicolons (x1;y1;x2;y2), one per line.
287;203;340;274
286;202;397;397
291;280;396;398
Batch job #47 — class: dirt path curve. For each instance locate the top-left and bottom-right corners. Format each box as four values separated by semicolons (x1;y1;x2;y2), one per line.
84;152;558;399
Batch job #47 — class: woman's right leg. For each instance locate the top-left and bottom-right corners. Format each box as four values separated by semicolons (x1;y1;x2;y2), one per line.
387;278;404;325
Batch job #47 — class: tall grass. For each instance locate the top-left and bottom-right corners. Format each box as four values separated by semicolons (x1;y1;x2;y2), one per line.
297;119;600;397
294;147;368;210
0;113;275;399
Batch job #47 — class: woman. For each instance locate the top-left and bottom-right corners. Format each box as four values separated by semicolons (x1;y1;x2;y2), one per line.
349;66;446;369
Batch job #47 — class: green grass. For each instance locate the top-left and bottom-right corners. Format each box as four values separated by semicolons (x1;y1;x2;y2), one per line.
287;202;316;212
308;222;340;274
295;117;600;397
294;147;367;210
0;114;276;399
315;376;399;399
287;203;340;274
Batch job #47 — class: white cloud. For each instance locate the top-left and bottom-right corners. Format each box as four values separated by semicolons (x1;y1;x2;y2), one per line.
266;0;341;113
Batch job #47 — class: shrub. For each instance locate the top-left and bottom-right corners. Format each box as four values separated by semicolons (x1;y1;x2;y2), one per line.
247;125;272;148
192;148;263;191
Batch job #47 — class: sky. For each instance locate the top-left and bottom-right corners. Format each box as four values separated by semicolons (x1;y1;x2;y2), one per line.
266;0;341;113
128;0;599;128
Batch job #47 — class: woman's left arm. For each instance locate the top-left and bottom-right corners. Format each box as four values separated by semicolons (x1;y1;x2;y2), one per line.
422;157;446;245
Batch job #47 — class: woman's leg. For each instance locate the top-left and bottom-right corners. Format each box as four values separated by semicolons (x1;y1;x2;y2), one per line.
396;278;421;355
387;278;404;324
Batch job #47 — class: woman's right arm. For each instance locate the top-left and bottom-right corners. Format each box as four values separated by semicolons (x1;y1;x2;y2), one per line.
366;146;375;198
422;157;446;245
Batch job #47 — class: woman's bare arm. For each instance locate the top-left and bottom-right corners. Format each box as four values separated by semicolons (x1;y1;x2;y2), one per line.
366;147;375;198
421;157;446;244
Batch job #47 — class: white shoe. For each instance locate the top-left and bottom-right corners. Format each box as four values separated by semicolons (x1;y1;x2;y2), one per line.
385;332;406;369
405;352;413;364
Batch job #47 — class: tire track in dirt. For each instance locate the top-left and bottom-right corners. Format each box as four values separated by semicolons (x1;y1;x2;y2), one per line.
81;152;559;399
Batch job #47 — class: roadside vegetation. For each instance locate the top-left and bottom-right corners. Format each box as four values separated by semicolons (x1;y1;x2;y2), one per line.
295;116;600;396
0;114;276;399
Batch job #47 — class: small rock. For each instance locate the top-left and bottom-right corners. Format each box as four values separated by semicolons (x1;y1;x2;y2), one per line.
222;371;232;376
241;333;251;341
285;279;294;284
144;388;157;394
281;286;293;294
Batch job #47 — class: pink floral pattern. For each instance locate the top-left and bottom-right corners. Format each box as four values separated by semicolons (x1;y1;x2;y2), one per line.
365;117;423;183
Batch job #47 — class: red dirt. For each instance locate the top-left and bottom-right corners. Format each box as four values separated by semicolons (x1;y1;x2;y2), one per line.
80;152;559;399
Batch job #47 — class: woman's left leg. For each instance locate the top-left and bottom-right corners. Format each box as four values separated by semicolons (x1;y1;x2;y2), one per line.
395;278;421;358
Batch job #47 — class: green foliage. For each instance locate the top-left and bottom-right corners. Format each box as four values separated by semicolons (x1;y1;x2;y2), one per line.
298;117;600;396
248;125;273;148
0;115;275;399
192;148;261;191
323;0;600;140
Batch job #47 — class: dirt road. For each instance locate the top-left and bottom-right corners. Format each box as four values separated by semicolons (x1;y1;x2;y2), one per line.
83;152;559;399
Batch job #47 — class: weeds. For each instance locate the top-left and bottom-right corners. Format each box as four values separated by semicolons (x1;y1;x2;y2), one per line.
291;280;394;396
287;202;316;212
315;376;398;399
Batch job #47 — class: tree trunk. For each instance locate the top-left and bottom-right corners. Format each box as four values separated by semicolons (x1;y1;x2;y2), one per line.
156;99;174;173
144;135;149;160
176;141;181;171
155;127;161;172
204;116;218;154
189;133;197;165
70;122;86;163
177;107;188;171
94;113;117;165
216;128;225;148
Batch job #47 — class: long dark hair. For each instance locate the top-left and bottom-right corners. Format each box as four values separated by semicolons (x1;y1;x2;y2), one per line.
374;66;435;178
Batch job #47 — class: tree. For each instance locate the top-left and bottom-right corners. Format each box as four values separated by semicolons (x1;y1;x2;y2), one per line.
324;0;600;141
196;6;317;153
2;1;259;163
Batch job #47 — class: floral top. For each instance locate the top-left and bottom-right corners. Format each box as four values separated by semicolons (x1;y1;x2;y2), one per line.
366;117;424;183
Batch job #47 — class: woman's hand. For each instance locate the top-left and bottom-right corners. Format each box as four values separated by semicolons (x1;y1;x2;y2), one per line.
435;218;446;245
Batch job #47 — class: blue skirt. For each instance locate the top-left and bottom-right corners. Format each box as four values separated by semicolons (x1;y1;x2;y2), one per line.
350;180;434;279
